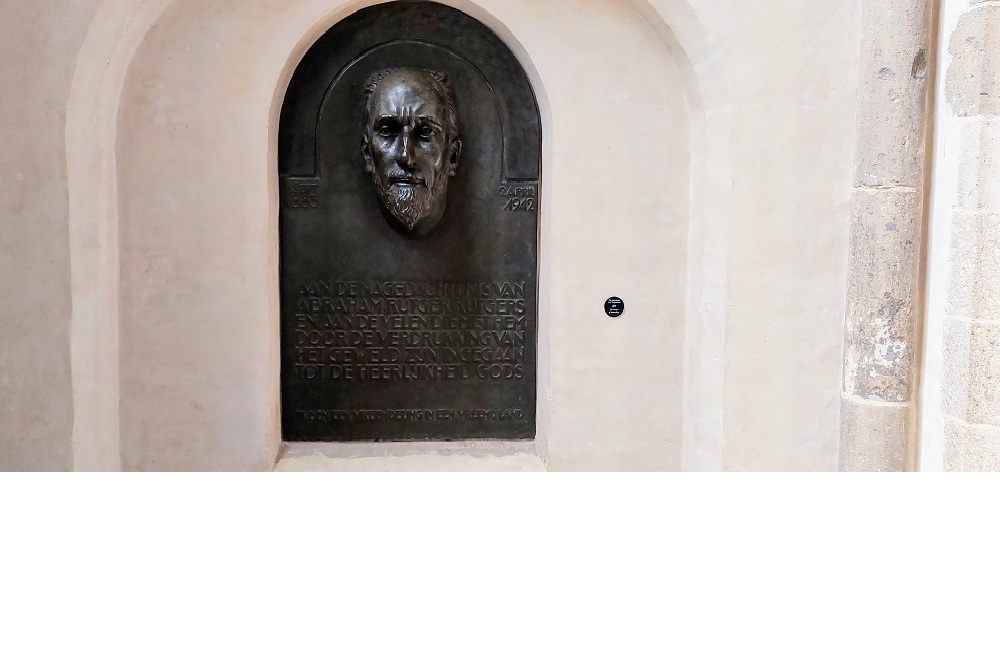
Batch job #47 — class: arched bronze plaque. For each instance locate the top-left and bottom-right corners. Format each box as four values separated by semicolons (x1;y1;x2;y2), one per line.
280;1;541;441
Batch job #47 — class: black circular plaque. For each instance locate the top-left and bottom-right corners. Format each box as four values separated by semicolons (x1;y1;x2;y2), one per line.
604;297;624;318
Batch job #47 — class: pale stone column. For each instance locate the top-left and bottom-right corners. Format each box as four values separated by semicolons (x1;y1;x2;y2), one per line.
840;0;934;471
940;1;1000;470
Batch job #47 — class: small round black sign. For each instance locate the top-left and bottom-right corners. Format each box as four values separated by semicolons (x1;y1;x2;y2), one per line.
604;297;625;318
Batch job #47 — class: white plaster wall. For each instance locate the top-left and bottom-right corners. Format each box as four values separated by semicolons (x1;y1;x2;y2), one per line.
0;0;103;471
709;2;861;470
0;0;864;471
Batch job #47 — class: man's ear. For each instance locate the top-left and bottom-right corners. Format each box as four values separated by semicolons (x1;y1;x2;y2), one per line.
362;135;373;174
448;138;462;176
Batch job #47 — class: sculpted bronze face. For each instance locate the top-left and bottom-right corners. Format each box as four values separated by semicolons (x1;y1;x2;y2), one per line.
362;68;462;237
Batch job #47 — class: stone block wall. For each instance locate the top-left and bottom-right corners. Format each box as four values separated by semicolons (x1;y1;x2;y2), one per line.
940;1;1000;470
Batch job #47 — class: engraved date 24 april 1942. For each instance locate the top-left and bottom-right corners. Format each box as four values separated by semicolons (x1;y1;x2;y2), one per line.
498;184;536;212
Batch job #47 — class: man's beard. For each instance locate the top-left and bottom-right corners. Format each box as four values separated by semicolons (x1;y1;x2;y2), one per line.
374;175;449;233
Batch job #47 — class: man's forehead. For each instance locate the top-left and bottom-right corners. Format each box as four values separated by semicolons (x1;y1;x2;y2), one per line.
371;75;444;114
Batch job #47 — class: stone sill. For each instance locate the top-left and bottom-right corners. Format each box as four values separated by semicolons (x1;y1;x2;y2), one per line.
275;440;547;472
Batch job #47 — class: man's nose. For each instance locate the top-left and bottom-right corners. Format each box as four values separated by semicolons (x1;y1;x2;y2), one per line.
397;131;417;168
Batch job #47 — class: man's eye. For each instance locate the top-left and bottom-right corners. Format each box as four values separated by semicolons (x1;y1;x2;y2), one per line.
417;127;435;139
377;125;398;137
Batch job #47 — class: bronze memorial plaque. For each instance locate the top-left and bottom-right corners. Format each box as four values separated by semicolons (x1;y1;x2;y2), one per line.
279;1;541;441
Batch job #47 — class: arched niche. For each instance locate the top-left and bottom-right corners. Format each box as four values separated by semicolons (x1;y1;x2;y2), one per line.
70;0;718;470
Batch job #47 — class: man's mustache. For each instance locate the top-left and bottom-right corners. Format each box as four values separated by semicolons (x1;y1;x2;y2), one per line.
385;171;426;187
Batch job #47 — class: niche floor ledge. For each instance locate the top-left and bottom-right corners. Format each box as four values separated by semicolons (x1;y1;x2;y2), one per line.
275;450;547;472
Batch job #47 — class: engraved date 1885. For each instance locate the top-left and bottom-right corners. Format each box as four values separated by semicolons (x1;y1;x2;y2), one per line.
285;180;320;209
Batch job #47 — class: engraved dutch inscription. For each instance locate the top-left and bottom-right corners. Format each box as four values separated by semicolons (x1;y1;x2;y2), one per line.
292;280;528;383
279;1;541;441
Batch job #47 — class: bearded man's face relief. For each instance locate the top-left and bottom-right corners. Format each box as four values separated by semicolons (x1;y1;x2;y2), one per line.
362;68;462;238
